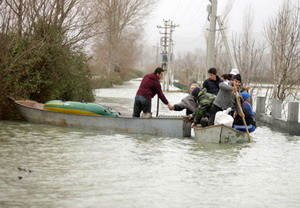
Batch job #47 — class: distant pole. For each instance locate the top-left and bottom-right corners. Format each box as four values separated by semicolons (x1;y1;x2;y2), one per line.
157;20;179;91
206;0;218;69
156;43;159;63
166;22;172;91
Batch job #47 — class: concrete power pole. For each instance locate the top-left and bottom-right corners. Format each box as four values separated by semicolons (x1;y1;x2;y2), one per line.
157;20;169;91
206;0;218;70
157;20;179;91
216;16;238;69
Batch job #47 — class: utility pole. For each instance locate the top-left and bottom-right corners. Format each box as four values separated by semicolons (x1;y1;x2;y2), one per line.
156;43;160;64
217;16;238;69
157;20;179;91
206;0;218;70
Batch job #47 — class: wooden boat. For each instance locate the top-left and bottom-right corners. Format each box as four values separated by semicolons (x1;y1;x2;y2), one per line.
12;99;191;138
193;124;249;143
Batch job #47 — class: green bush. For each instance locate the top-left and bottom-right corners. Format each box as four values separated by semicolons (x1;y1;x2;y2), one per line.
0;24;94;119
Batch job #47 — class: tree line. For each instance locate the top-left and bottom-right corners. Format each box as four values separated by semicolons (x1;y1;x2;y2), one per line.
164;0;300;103
0;0;155;119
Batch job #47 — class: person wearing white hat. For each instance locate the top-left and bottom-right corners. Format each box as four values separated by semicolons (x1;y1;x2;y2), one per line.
230;68;239;76
229;68;250;92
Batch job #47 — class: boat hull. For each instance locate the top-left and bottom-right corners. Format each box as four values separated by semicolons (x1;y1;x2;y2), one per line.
13;100;191;138
194;124;248;143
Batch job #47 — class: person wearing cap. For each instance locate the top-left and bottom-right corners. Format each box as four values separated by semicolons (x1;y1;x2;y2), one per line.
133;67;173;117
240;92;255;118
232;92;256;132
229;68;250;92
230;68;239;77
202;67;222;95
208;75;243;125
168;83;199;116
190;87;216;128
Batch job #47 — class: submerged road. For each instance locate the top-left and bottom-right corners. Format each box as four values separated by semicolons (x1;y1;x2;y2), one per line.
0;79;299;208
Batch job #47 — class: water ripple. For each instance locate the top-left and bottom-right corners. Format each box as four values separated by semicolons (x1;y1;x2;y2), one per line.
1;113;300;207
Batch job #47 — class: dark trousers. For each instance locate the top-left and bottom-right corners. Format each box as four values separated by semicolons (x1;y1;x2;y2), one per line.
132;95;152;117
208;104;223;125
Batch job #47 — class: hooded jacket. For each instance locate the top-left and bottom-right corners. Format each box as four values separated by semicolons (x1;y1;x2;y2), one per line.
136;73;169;104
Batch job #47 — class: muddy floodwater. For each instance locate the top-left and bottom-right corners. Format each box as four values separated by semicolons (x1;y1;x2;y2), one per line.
1;80;300;208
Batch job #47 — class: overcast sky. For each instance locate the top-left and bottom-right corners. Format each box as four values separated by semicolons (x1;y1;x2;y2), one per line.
144;0;299;53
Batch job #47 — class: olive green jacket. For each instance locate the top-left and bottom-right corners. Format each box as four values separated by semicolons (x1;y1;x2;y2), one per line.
193;88;216;124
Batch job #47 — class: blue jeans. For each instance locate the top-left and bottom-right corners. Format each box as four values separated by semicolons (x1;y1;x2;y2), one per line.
132;95;151;117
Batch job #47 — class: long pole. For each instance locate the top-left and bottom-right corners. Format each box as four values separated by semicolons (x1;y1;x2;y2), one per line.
206;0;218;69
235;93;251;142
156;96;159;117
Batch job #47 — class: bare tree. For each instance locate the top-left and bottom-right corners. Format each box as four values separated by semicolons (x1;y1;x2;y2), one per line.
1;0;98;47
232;6;266;86
92;0;156;76
265;0;300;101
173;52;199;85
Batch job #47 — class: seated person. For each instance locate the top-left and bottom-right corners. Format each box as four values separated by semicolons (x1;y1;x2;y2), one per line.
190;87;216;128
169;83;199;116
232;92;256;132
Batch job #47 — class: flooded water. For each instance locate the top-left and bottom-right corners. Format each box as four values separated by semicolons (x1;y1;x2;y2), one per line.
1;79;300;208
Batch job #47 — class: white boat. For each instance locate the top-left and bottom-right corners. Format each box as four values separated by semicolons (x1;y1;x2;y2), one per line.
12;99;192;138
193;124;249;143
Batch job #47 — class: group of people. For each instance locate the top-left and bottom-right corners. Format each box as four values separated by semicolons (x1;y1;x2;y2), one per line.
132;67;256;133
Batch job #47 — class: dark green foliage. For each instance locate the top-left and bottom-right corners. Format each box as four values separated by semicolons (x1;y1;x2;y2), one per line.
90;69;144;89
0;24;94;119
125;69;144;81
173;82;189;92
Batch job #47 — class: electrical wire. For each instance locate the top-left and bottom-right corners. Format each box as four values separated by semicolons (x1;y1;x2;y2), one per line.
171;0;183;19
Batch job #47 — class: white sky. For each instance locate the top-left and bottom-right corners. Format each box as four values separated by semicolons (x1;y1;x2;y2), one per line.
144;0;299;53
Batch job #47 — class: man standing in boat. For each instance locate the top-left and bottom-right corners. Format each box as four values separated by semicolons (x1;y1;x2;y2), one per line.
202;67;222;95
133;67;173;118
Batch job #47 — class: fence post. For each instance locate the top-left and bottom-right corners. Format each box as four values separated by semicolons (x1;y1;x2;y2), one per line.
256;97;266;114
287;102;299;123
272;99;282;118
287;102;299;135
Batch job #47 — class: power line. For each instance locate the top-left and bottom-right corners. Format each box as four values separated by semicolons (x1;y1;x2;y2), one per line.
171;0;183;19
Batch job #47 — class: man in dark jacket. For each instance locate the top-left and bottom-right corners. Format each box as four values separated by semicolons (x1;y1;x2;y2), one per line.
202;67;222;95
133;67;172;117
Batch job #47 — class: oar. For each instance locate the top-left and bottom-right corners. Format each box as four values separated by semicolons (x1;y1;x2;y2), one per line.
156;95;159;117
235;92;251;142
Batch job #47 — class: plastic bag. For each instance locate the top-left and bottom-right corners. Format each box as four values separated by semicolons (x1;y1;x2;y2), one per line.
214;108;234;127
